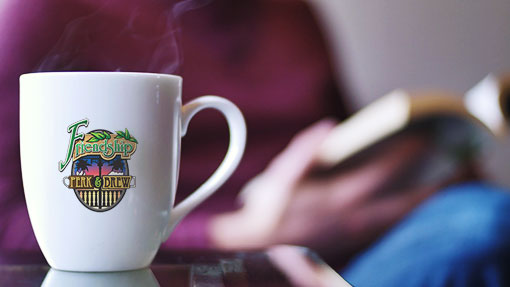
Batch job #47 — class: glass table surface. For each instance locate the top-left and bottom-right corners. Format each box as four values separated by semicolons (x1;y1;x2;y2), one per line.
0;246;349;286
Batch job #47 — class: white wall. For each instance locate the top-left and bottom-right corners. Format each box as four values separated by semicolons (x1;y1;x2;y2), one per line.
308;0;510;186
309;0;510;107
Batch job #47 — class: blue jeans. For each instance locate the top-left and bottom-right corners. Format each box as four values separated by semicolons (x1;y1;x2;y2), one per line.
342;183;510;287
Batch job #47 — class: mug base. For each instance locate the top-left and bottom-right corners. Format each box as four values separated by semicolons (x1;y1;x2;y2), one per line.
49;263;151;273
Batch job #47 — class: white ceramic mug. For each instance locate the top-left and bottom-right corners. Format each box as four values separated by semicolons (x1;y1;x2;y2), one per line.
20;72;246;272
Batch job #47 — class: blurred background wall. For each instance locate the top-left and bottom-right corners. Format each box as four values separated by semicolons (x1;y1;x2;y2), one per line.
308;0;510;186
309;0;510;107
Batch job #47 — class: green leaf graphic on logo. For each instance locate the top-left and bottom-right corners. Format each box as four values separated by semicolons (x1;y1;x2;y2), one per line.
87;131;112;142
113;129;137;143
115;131;126;139
90;132;105;140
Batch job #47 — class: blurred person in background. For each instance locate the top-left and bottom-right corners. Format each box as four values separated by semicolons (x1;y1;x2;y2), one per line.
1;0;510;286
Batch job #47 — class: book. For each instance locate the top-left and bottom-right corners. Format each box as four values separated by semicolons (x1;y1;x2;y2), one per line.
315;74;510;168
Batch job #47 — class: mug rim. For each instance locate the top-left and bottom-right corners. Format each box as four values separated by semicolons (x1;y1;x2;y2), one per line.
20;71;182;81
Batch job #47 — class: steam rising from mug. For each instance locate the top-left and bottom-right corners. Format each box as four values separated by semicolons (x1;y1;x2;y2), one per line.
35;0;212;73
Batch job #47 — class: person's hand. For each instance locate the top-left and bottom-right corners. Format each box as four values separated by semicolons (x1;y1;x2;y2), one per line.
208;119;440;256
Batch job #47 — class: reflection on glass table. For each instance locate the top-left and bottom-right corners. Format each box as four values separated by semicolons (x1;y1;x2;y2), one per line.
42;268;158;287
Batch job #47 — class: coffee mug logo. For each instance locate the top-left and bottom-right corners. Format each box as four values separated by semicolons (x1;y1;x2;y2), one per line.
59;119;138;212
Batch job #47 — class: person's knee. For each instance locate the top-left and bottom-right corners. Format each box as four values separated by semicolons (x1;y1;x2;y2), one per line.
408;183;510;263
426;183;510;252
343;183;510;286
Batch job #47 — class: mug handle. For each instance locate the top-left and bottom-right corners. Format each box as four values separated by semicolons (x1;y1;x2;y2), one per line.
162;96;247;241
